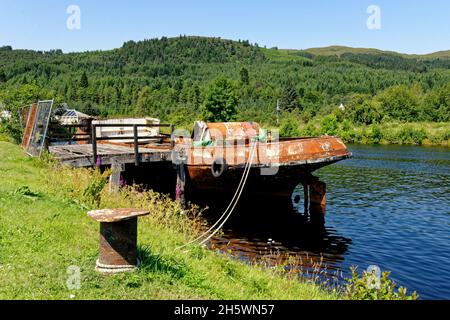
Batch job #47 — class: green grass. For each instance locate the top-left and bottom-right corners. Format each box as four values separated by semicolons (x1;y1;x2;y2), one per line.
0;142;336;300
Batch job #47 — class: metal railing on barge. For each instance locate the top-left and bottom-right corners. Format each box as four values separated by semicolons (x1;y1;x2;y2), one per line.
46;123;175;167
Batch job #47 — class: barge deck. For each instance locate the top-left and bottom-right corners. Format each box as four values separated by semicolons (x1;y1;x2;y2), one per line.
49;143;172;167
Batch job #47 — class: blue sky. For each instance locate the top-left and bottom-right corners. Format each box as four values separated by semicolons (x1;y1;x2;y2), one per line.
0;0;448;54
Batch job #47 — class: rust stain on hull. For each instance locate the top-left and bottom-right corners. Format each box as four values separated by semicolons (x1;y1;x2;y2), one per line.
184;133;351;197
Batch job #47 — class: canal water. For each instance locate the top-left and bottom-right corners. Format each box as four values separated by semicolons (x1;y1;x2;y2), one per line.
205;145;450;300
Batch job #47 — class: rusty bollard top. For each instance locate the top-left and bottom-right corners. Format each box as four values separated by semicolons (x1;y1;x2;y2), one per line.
87;208;150;223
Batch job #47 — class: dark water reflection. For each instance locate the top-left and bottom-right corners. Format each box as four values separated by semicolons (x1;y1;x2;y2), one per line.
201;145;450;300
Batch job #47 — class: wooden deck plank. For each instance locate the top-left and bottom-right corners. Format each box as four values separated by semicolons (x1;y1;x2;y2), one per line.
48;143;172;167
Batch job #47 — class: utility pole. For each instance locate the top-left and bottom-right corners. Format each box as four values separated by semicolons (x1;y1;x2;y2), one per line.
276;99;280;125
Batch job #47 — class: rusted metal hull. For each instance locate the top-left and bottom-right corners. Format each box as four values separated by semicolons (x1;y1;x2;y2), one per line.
186;157;343;197
184;136;351;197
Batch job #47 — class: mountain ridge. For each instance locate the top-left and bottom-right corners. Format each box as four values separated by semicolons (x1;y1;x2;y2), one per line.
0;35;449;127
1;37;449;59
284;45;450;59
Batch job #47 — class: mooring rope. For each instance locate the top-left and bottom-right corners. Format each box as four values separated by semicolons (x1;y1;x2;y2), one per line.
198;141;257;246
176;139;258;250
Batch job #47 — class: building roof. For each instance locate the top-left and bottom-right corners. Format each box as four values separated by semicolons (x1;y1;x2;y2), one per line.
60;109;92;119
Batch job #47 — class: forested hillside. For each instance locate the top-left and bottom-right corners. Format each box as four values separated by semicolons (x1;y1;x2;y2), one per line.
0;36;449;144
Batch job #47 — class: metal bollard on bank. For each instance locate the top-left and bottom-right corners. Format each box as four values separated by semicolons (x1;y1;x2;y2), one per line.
87;208;150;274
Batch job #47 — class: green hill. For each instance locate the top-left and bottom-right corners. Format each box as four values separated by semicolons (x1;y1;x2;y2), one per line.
301;45;450;59
304;45;397;57
420;50;450;59
0;36;449;133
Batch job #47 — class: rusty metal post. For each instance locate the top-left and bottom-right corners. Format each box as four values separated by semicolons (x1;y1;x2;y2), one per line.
88;209;150;274
92;124;98;168
309;176;326;223
176;163;186;207
303;180;309;215
43;136;50;153
109;161;125;193
133;124;139;167
170;124;175;149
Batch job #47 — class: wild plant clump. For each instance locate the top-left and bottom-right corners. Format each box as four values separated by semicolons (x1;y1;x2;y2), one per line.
343;266;418;300
45;163;205;240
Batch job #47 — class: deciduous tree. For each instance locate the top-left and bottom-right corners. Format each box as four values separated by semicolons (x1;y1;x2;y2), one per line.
201;77;238;122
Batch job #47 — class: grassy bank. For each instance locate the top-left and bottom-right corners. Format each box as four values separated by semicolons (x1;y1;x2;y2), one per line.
344;122;450;146
0;141;336;300
279;117;450;147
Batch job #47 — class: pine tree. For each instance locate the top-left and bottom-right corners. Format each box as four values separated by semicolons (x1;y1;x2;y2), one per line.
80;71;89;88
191;84;202;107
240;67;250;85
280;81;299;112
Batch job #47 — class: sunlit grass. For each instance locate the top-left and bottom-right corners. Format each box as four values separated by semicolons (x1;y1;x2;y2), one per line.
0;141;337;300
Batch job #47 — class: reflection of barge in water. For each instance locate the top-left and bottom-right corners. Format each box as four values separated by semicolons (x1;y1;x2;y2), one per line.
176;122;352;218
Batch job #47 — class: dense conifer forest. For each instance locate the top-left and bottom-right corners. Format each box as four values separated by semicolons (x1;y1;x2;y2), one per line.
1;36;449;144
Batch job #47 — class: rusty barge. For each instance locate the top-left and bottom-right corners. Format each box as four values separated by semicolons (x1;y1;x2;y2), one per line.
21;102;351;221
180;122;351;200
